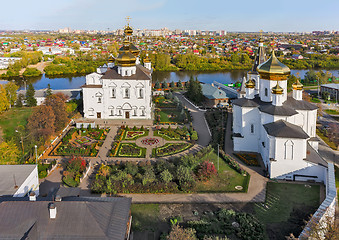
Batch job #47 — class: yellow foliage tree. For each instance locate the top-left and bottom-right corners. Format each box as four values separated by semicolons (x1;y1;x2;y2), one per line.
0;85;10;113
0;140;20;164
4;81;19;107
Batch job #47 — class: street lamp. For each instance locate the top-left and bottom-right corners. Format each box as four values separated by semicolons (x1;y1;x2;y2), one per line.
35;145;38;165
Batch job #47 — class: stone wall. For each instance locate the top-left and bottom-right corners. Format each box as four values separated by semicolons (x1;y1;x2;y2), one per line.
299;163;337;239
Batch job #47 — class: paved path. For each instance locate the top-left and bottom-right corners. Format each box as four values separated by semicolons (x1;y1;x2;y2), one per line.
173;92;211;147
39;165;63;197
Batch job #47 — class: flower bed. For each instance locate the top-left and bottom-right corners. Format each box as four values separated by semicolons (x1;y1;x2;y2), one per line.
116;143;146;158
233;153;260;166
62;156;87;187
141;138;160;146
154;127;189;141
124;130;148;140
152;142;193;157
52;127;105;157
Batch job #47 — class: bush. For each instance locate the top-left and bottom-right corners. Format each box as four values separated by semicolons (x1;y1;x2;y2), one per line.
197;161;217;181
176;165;196;190
125;162;139;176
160;169;173;183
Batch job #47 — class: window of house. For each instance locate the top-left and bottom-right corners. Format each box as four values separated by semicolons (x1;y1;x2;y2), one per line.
88;109;94;116
111;88;116;98
265;88;268;96
109;109;114;116
139;89;143;98
141;110;145;116
119;109;122;116
250;124;254;134
124;88;130;98
134;109;137;116
97;97;102;103
262;142;265;148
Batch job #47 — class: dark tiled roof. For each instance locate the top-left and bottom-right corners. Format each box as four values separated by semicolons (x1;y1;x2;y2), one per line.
259;104;298;116
232;98;259;107
263;120;309;139
0;197;132;240
284;97;318;110
305;142;328;167
101;64;151;80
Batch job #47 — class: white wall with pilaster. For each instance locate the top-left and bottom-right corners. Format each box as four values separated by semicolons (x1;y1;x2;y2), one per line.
13;165;39;197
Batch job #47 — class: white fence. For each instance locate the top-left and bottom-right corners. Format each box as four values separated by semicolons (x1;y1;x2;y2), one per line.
299;163;337;239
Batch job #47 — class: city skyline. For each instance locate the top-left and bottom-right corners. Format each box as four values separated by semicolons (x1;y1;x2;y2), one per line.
0;0;338;32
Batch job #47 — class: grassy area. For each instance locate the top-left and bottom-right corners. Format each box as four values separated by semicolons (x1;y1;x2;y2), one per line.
0;107;33;140
159;109;181;123
316;129;337;150
255;182;320;239
324;109;339;115
195;151;250;193
310;98;321;103
131;204;160;231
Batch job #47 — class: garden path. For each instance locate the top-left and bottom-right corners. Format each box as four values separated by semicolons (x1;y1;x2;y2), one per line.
173;92;211;147
97;127;118;161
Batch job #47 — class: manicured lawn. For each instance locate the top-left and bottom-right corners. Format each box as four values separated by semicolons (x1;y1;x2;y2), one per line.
254;182;320;239
316;129;337;150
310;98;321;103
324;109;339;115
131;204;160;231
159;109;181;123
0;107;33;140
195;151;250;193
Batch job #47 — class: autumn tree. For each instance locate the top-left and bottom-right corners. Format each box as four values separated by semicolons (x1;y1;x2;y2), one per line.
26;83;37;107
4;81;19;107
27;105;55;141
44;93;69;131
0;140;20;164
0;85;10;113
167;225;197;240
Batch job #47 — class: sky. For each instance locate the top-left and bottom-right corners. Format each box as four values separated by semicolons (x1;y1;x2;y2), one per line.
0;0;338;32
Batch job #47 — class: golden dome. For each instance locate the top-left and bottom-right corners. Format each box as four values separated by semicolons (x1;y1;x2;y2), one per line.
245;79;255;88
116;41;136;67
257;50;290;80
292;79;303;90
124;25;133;36
272;82;284;95
108;55;115;63
129;43;140;57
143;53;151;63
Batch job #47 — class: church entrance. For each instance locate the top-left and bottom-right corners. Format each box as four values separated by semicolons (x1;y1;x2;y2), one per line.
125;111;130;119
97;112;101;119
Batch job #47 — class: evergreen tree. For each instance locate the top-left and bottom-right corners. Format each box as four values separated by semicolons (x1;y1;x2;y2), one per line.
26;83;37;107
154;81;160;89
16;93;24;108
46;83;52;97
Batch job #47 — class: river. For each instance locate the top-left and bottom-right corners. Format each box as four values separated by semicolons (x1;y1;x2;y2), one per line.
7;69;339;90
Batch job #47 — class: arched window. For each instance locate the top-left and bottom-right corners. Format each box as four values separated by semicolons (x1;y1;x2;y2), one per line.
125;88;130;98
111;88;116;98
139;89;143;98
284;140;294;160
88;108;94;116
97;97;102;103
265;88;268;96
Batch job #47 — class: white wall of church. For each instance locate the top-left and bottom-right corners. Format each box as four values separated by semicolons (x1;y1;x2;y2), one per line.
83;78;152;119
259;79;288;102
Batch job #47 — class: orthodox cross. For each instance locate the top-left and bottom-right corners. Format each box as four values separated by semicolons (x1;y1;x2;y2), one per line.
126;16;131;25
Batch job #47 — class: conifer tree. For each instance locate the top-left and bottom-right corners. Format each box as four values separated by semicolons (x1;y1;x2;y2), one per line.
26;83;37;107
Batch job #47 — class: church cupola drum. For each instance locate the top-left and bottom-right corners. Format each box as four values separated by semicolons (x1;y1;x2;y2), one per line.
257;50;290;102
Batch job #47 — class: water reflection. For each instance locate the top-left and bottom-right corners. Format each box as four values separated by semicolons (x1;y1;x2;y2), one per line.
3;69;337;90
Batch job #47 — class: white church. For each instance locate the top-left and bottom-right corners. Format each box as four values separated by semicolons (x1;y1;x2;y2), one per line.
232;39;327;182
82;24;152;120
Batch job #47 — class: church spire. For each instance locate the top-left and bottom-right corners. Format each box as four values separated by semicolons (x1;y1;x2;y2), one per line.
249;31;267;74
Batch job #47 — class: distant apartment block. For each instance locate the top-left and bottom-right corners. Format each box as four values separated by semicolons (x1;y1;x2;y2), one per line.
0;57;21;69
